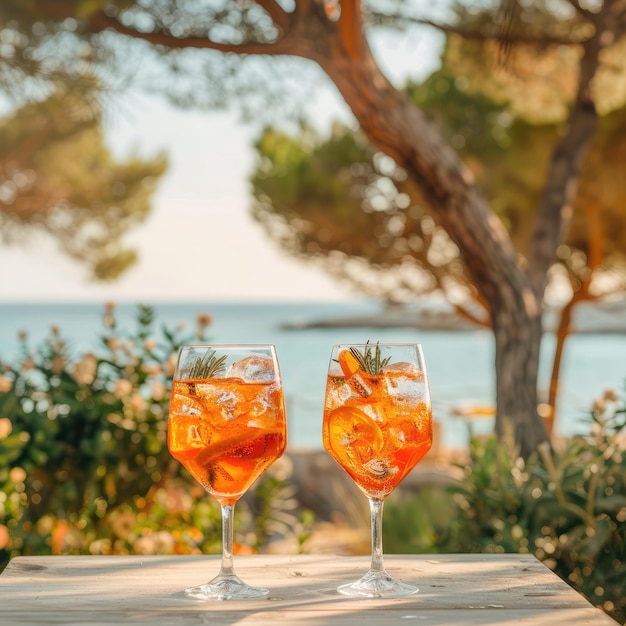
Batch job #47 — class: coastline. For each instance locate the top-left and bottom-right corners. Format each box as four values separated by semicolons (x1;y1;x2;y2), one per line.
281;298;626;333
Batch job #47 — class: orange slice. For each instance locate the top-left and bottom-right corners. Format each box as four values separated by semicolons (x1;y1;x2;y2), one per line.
337;349;361;378
325;406;384;455
195;427;283;465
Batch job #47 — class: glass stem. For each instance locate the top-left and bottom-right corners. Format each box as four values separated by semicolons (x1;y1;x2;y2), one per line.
218;503;237;578
369;498;385;575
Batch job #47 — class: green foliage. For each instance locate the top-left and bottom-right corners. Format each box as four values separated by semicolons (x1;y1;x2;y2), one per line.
406;69;558;248
251;122;465;304
0;305;300;570
409;68;626;260
384;486;456;555
384;394;626;624
243;468;314;554
0;81;168;281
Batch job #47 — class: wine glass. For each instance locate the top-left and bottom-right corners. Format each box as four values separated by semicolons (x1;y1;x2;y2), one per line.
168;344;287;600
323;343;432;597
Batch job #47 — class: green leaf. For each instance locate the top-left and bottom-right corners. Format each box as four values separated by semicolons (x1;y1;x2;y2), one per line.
576;516;614;560
594;494;626;514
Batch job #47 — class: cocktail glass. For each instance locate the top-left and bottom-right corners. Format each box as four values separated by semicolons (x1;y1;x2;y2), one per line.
168;344;287;600
323;343;432;597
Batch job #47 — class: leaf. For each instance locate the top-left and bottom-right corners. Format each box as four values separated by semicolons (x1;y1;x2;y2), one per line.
576;516;614;560
0;433;27;464
594;495;626;514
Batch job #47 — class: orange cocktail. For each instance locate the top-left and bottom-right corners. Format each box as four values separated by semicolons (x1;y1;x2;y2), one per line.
168;375;286;506
323;346;432;499
323;343;432;597
167;345;287;601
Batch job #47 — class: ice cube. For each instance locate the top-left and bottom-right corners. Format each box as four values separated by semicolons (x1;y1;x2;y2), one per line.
170;393;204;417
227;356;275;383
327;378;356;406
361;404;383;423
383;362;425;398
363;458;399;478
382;362;421;376
348;372;372;398
187;423;211;447
215;390;238;420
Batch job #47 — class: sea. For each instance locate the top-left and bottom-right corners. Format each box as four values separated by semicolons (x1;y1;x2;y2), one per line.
1;300;625;451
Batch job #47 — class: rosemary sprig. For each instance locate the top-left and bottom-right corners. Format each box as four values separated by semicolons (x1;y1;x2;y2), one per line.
349;342;391;375
186;349;227;379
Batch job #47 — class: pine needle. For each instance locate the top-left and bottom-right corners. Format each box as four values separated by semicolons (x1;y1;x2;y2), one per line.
186;349;227;379
349;341;391;375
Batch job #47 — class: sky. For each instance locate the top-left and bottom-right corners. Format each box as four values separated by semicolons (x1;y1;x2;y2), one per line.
0;19;444;303
1;99;349;302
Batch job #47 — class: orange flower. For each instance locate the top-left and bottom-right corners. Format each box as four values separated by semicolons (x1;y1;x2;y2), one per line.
110;510;136;539
71;354;98;385
142;363;162;376
0;524;10;549
51;356;66;375
233;543;257;555
0;375;13;393
105;337;121;352
0;417;12;439
151;382;166;401
9;467;26;483
52;520;70;554
144;338;157;352
113;379;133;399
197;313;213;328
188;527;203;542
129;391;147;413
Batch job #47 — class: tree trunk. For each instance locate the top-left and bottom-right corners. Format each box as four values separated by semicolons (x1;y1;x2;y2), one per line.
547;202;603;434
309;32;549;457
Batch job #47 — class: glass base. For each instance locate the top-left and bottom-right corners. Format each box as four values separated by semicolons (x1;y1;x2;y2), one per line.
337;570;418;598
184;575;269;601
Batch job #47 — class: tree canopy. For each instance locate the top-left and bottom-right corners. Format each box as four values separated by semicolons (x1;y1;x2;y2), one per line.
0;13;167;280
251;59;626;311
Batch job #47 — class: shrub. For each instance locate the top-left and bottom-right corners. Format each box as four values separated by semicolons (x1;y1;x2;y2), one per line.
384;388;626;625
0;304;300;570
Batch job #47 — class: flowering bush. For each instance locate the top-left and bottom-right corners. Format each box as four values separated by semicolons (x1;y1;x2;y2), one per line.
0;305;300;568
384;386;626;624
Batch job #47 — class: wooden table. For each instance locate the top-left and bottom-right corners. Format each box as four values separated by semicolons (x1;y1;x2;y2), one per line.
0;554;617;625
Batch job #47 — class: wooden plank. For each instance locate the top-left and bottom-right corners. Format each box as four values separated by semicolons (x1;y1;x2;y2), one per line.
0;554;617;625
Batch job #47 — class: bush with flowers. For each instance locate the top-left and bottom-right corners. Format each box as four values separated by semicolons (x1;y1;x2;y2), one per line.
383;387;626;624
0;305;302;570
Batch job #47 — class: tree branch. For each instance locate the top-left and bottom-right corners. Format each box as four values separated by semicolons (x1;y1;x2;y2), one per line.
526;34;602;295
339;0;362;59
369;12;587;46
85;12;298;56
254;0;291;33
